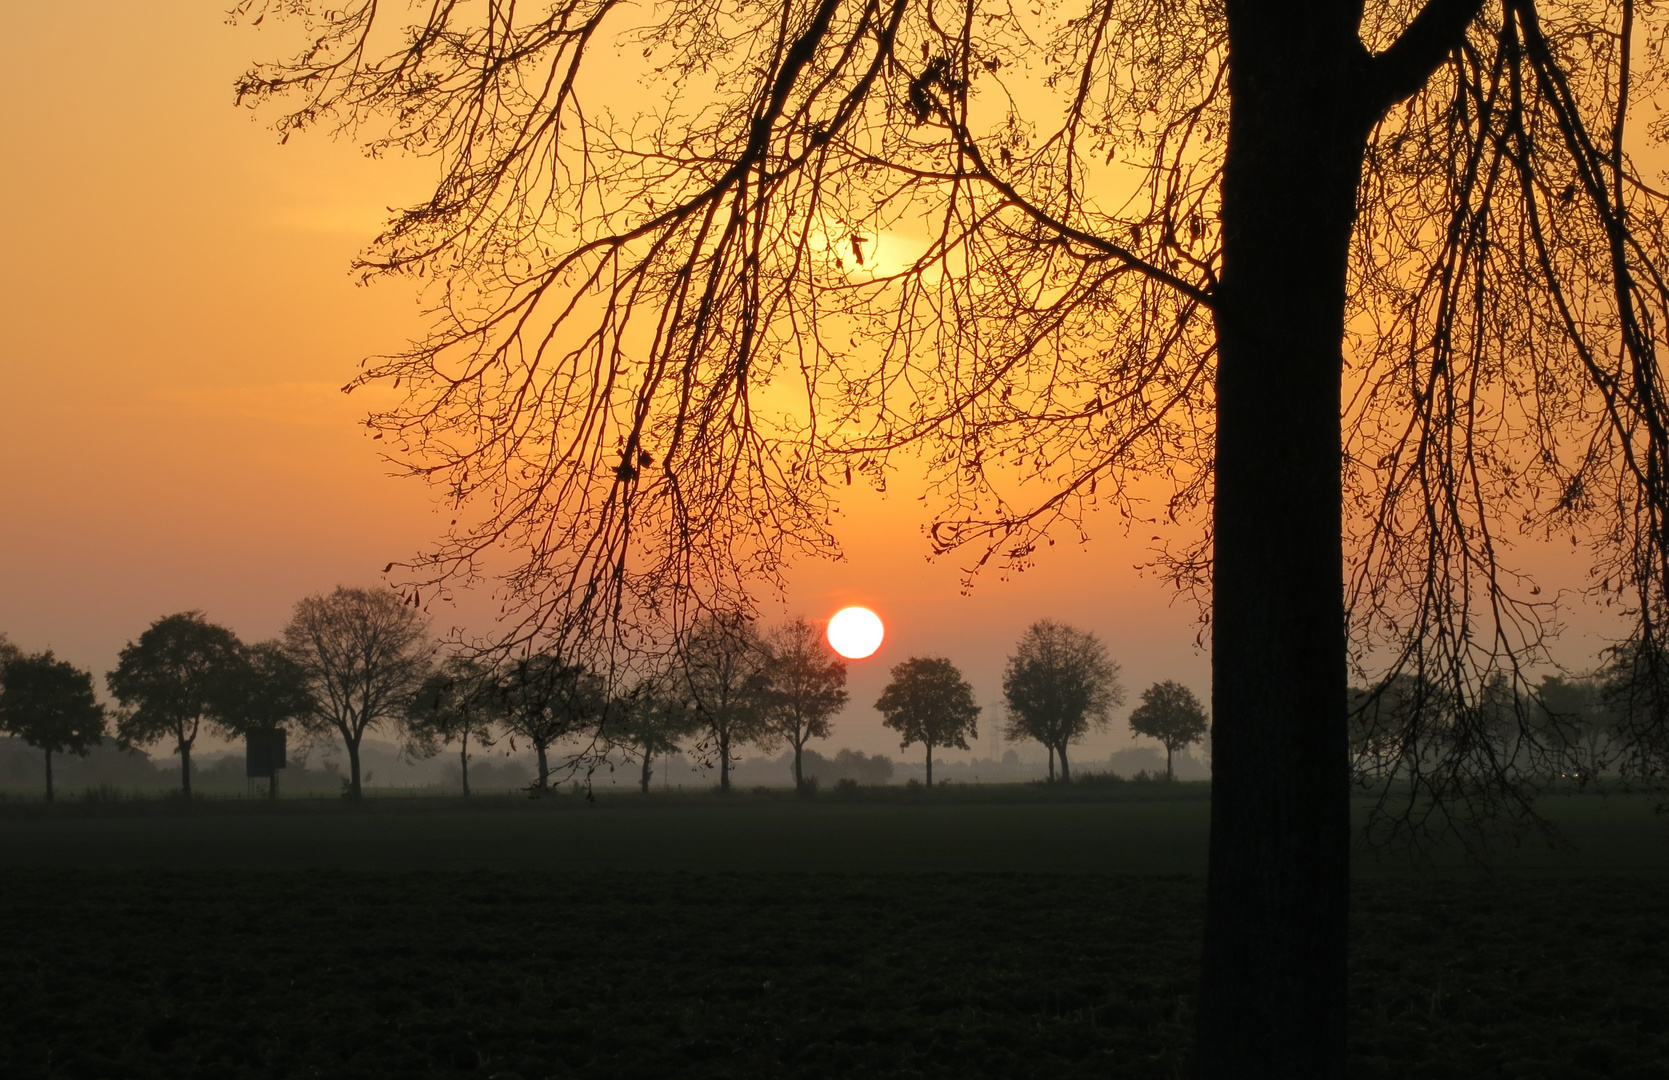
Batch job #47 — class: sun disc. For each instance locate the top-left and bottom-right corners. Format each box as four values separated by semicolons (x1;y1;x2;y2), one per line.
827;606;884;659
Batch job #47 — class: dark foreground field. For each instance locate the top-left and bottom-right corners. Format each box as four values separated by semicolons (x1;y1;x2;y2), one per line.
1;789;1665;1079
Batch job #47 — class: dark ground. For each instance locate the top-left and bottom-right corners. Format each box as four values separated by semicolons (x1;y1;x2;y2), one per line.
0;787;1664;1078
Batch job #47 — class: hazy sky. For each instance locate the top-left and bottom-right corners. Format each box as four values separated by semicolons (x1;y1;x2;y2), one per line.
0;2;1627;762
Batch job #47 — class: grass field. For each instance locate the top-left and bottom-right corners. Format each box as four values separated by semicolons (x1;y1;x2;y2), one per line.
0;782;1662;874
1;787;1665;1078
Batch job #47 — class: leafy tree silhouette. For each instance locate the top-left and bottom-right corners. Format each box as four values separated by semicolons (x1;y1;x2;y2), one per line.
0;651;105;802
107;612;243;797
239;0;1669;1071
1002;619;1124;782
407;657;504;796
609;670;702;793
761;617;850;792
679;612;773;794
281;587;433;800
497;652;604;793
875;656;980;788
215;640;314;798
1128;680;1210;782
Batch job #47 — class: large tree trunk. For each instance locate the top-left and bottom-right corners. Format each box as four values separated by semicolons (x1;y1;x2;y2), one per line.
345;732;363;799
179;737;193;797
924;740;933;788
1057;741;1071;783
640;746;653;794
719;731;731;793
460;734;471;797
1046;744;1055;782
535;742;550;792
1166;744;1175;783
1197;11;1364;1078
793;740;804;792
43;748;53;804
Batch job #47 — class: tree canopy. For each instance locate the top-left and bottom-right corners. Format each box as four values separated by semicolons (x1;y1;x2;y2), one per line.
875;656;979;788
761;617;849;791
497;653;605;792
107;612;243;796
1002;620;1123;782
609;671;702;793
0;651;106;802
216;640;314;739
407;657;505;796
680;612;773;793
1128;680;1210;781
282;586;433;799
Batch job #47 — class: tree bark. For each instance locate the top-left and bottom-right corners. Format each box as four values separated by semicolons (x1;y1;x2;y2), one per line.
535;742;550;792
719;732;731;793
1057;741;1072;783
345;732;363;799
924;740;933;788
43;748;53;803
180;736;193;797
1046;744;1055;782
1166;743;1175;783
460;734;471;797
640;747;653;794
793;741;804;792
1197;9;1366;1077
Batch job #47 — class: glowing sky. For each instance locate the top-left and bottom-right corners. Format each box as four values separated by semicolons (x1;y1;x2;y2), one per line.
0;3;1624;764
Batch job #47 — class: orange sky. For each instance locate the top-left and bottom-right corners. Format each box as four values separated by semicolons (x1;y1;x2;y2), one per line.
0;2;1631;762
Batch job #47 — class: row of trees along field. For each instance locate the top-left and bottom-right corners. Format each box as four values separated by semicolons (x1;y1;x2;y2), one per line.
0;602;1206;800
0;589;416;801
235;0;1669;1069
1349;662;1658;789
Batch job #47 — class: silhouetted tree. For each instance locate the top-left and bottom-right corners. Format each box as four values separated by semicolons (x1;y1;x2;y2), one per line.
214;640;315;798
498;653;604;793
1001;620;1123;783
241;0;1669;1070
407;657;503;796
0;651;105;802
1128;681;1210;782
107;612;244;796
606;673;696;793
0;632;20;672
282;586;433;799
680;613;772;794
1348;675;1432;785
876;657;979;788
217;641;313;732
1602;640;1669;783
1535;674;1614;780
762;617;849;792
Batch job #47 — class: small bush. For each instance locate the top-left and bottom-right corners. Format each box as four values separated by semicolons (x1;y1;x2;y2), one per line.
833;778;859;796
905;778;923;793
797;776;819;797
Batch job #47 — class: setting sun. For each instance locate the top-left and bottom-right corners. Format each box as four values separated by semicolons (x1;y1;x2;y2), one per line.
826;606;884;659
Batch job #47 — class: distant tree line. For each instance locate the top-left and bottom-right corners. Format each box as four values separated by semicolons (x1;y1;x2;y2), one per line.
0;590;429;801
1348;651;1669;792
0;608;1215;800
